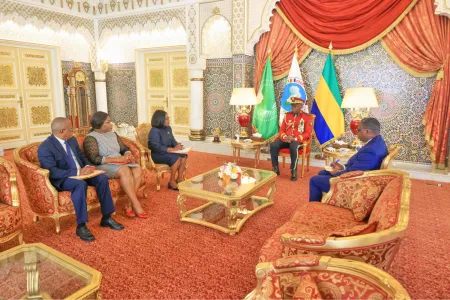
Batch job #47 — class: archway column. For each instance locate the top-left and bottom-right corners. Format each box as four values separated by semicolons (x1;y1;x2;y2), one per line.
186;3;207;140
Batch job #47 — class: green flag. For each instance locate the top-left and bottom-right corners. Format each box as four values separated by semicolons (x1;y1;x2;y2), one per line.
252;57;278;140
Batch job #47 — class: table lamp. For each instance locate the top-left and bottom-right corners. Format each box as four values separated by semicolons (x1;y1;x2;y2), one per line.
341;87;378;146
229;87;260;138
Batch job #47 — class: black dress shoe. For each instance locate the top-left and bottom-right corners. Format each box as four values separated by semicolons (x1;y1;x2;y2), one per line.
100;217;124;230
168;183;179;191
76;225;95;242
291;169;298;181
273;166;280;176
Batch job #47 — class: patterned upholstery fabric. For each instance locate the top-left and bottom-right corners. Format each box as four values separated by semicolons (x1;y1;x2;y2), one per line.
259;172;409;271
330;222;378;237
350;182;383;221
291;273;322;300
14;136;150;233
369;177;403;231
0;204;22;239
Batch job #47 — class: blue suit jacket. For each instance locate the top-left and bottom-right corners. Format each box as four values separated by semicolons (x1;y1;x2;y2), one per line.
335;135;388;176
38;135;90;190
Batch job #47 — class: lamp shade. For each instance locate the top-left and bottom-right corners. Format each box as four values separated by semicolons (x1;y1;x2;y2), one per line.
341;87;378;108
229;88;260;105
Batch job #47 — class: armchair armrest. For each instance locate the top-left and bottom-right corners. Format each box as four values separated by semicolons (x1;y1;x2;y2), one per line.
274;255;321;269
280;233;327;246
0;159;19;207
121;137;146;168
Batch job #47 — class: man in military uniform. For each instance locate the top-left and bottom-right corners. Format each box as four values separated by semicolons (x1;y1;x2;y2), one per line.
270;96;313;181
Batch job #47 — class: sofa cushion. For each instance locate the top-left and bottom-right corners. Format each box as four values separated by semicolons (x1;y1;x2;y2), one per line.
350;182;383;221
260;221;301;262
369;177;403;231
291;202;357;224
330;222;378;237
254;271;283;299
325;176;397;210
58;187;99;213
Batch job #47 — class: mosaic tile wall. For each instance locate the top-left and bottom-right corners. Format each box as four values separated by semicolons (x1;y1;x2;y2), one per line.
105;63;138;127
61;61;97;118
272;42;434;164
204;58;234;138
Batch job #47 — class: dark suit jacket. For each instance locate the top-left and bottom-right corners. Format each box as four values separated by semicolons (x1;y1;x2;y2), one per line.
38;135;90;190
335;135;388;176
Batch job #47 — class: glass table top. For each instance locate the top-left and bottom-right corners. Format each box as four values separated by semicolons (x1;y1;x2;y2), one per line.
179;167;275;197
0;243;100;299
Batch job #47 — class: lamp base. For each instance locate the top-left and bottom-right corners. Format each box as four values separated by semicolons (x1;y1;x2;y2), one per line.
239;127;249;138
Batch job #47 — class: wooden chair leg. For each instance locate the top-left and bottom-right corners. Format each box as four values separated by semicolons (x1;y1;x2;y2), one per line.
301;151;307;178
156;173;161;191
307;153;311;171
18;232;23;244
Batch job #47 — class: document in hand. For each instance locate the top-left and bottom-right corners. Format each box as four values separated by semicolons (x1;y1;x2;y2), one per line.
69;170;105;180
172;146;192;154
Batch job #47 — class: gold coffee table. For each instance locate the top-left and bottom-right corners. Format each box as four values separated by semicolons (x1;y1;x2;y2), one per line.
177;167;276;235
0;243;101;299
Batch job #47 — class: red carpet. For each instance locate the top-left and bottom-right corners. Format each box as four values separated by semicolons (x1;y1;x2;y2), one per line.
1;150;449;299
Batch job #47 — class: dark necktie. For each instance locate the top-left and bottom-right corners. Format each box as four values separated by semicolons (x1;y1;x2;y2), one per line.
65;141;78;170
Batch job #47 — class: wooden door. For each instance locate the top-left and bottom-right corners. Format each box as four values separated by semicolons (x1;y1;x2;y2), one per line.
144;50;190;136
0;46;56;148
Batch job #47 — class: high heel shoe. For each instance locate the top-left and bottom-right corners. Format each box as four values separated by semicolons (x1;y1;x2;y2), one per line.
168;182;179;191
122;207;136;218
135;211;149;219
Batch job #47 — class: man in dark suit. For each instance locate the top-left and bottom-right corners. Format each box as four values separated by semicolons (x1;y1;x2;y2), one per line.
309;118;388;202
38;117;123;241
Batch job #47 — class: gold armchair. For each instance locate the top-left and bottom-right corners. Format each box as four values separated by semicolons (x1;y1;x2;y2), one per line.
135;123;172;191
245;255;410;299
0;157;24;245
381;144;401;170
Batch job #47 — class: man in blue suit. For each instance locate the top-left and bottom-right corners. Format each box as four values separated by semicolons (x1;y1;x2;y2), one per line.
38;117;123;241
309;118;388;202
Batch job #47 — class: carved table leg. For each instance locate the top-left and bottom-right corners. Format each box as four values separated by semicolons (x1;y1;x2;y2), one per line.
176;194;187;217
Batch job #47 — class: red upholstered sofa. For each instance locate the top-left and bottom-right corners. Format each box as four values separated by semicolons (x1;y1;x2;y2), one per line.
259;170;410;271
245;254;410;300
13;135;150;233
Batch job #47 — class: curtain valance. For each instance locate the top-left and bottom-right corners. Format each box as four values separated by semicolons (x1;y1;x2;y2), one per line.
277;0;417;54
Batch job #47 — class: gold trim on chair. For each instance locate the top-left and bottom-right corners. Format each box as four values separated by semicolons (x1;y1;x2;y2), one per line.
0;157;24;245
381;144;402;170
135;123;173;191
245;255;410;300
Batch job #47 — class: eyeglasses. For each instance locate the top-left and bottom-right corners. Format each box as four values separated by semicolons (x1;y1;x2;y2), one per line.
357;129;371;133
62;128;74;132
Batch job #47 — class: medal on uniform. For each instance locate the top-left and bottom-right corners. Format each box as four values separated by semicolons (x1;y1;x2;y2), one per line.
299;118;305;133
167;131;170;135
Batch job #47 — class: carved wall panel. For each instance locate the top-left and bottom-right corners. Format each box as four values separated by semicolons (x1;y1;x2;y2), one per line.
0;64;14;87
149;69;165;88
172;68;189;88
26;67;48;87
0;107;19;128
30;105;51;125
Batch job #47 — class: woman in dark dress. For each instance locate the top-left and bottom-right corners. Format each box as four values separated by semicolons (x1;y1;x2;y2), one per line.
148;110;187;191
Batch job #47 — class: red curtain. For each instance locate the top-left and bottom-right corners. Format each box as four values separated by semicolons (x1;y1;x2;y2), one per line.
278;0;416;52
383;0;450;169
254;11;311;92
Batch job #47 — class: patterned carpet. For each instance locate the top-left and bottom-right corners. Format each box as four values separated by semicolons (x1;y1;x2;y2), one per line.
1;150;449;299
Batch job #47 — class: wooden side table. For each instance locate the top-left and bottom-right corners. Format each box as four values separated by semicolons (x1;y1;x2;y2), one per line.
322;148;357;165
231;140;267;167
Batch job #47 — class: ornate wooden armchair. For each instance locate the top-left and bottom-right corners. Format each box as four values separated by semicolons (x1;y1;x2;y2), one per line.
0;158;24;245
135;123;172;191
13;135;149;233
279;114;316;178
381;144;401;170
245;255;410;299
259;170;411;271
